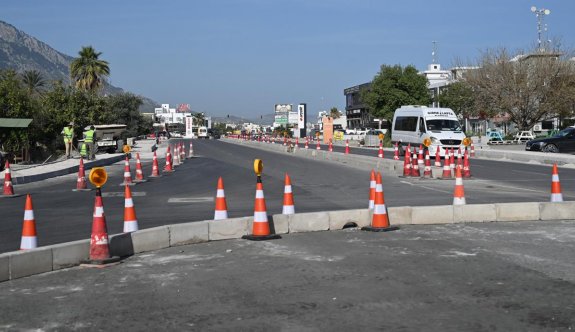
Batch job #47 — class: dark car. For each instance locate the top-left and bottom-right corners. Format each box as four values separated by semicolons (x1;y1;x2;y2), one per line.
525;127;575;153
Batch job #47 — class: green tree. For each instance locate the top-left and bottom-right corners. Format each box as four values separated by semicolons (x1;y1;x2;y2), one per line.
329;107;341;119
70;46;110;92
20;70;46;96
361;64;431;125
192;112;206;127
104;93;150;137
0;70;35;154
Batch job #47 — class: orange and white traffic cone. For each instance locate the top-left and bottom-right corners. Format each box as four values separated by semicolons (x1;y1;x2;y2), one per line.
470;142;476;157
305;138;309;149
411;151;420;177
214;177;228;220
453;168;466;205
73;157;91;191
120;156;134;186
550;163;563;202
449;148;455;173
368;170;376;209
441;156;452;179
282;173;295;215
463;149;471;178
402;149;412;177
345;139;350;154
180;142;186;162
423;149;432;178
316;139;321;150
393;142;399;160
134;153;146;183
150;151;161;178
362;172;398;232
417;145;424;170
172;145;180;167
434;146;442;167
83;189;120;265
188;141;194;158
456;148;463;171
164;146;174;172
242;177;281;241
328;139;333;152
123;185;139;232
20;194;38;250
378;141;384;158
3;160;16;197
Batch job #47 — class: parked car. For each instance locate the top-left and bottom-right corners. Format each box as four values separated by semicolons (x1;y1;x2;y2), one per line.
525;127;575;153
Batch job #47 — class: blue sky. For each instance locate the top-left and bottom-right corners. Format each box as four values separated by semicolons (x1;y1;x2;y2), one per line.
2;0;574;119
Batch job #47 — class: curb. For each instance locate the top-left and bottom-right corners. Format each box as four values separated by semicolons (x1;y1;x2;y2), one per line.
1;201;574;283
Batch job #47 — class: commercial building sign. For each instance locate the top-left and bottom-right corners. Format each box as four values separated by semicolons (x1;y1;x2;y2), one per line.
297;103;307;138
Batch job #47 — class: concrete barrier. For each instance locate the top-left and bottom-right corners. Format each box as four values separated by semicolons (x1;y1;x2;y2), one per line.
9;247;53;279
169;221;209;246
0;254;9;282
289;211;330;233
50;239;90;270
496;202;540;222
209;217;249;240
3;200;575;283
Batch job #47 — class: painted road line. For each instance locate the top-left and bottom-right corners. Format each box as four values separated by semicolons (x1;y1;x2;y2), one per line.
103;192;147;197
168;197;214;203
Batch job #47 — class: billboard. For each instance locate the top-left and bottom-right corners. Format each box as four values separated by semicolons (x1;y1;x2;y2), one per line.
297;103;307;138
275;104;292;113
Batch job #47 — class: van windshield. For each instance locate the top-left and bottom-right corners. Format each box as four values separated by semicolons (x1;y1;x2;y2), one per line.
426;119;462;131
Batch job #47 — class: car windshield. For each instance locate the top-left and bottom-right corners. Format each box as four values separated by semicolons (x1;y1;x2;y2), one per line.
555;128;575;138
426;119;462;131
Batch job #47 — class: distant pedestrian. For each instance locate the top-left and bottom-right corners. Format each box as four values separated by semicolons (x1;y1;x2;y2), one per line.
83;125;96;160
61;122;74;159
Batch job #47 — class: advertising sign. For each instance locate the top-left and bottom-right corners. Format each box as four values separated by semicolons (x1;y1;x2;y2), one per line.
297;103;307;138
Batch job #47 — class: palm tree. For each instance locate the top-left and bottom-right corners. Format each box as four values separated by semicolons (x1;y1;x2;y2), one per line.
193;112;206;127
330;107;341;119
21;70;45;95
69;46;110;92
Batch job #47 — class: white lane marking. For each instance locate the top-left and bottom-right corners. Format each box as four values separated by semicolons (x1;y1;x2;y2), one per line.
399;181;452;194
102;192;146;197
168;197;214;203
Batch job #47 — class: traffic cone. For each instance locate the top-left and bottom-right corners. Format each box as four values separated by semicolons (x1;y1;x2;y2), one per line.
188;141;194;158
123;185;139;232
179;143;186;163
120;156;135;186
423;149;432;178
3;160;16;196
214;177;228;220
73;158;91;191
242;177;281;241
282;173;295;215
456;148;463;171
393;142;399;160
83;189;120;265
453;168;466;205
463;150;471;178
378;141;384;158
441;156;452;179
417;145;424;170
402;149;412;177
172;145;180;167
368;170;376;209
283;137;287;146
345;139;350;154
150;151;161;178
305;138;309;149
470;142;476;157
316;139;321;150
20;194;38;250
449;148;455;172
434;146;441;167
328;139;333;152
362;172;398;232
164;146;173;172
411;151;420;177
550;164;563;202
134;153;147;183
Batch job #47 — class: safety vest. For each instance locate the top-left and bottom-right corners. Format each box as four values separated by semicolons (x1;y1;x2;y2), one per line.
80;143;87;156
63;127;73;142
84;130;95;143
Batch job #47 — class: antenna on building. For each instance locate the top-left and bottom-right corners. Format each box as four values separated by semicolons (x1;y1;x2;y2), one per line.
531;6;551;52
432;41;438;64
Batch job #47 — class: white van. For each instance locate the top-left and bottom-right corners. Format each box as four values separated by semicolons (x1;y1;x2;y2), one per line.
391;105;467;157
197;126;209;139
